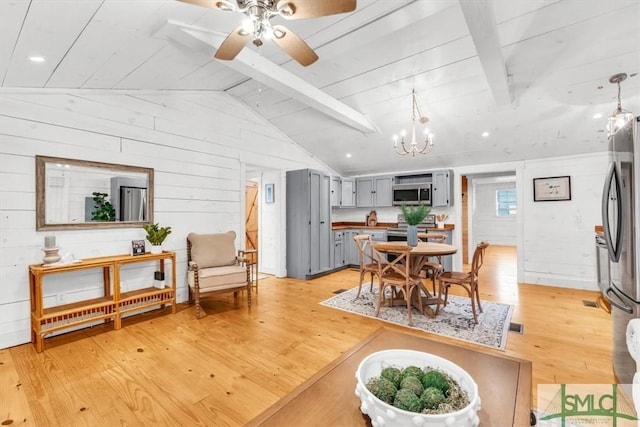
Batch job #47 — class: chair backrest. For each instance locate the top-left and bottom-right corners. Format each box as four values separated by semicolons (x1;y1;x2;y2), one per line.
380;244;413;283
187;231;238;268
470;241;490;277
417;233;447;243
353;234;384;269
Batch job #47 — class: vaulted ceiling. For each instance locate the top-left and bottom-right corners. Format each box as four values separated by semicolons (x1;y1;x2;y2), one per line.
2;0;639;176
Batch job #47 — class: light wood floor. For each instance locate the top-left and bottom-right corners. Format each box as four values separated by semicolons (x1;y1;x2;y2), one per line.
2;245;613;426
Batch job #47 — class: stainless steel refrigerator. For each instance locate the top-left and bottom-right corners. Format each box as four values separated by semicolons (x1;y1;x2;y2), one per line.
601;116;640;384
119;186;147;222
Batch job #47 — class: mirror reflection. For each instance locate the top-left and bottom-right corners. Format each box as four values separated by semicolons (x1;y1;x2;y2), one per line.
36;156;154;230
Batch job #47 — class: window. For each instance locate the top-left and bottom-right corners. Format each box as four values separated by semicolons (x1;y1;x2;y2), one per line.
496;189;516;216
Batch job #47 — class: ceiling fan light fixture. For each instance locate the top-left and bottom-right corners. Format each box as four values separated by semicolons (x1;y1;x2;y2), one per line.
241;18;254;34
215;1;236;12
606;72;633;137
393;89;434;157
272;28;286;39
277;2;295;17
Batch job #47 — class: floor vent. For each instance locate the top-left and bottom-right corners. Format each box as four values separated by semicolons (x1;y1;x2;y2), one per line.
333;289;348;294
509;322;524;334
582;300;598;308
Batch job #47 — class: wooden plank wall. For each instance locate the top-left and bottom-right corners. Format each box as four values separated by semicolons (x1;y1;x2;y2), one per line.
0;89;329;349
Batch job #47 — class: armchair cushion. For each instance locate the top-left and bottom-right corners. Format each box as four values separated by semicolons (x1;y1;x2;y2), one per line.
188;231;237;268
188;264;247;292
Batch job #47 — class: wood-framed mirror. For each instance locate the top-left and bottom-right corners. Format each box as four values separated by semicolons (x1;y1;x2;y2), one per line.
36;155;154;230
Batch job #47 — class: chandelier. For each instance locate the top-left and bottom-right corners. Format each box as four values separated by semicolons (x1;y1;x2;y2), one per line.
606;72;634;137
393;89;434;156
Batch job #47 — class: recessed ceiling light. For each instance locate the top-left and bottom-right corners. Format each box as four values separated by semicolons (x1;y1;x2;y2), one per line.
481;131;490;137
346;153;352;158
592;113;603;119
28;56;45;63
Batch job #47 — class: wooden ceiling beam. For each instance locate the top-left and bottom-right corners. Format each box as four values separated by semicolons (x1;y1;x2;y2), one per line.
156;21;377;134
459;0;512;106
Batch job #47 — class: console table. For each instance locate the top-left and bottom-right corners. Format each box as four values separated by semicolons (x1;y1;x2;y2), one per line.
28;251;176;352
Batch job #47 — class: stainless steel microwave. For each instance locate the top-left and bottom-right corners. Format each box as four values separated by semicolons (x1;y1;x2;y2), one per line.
392;183;432;206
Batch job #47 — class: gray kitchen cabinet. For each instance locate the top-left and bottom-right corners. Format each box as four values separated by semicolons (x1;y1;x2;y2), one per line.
341;178;356;207
286;169;332;279
333;231;344;268
432;169;454;207
343;230;361;266
330;176;341;207
356;176;394;207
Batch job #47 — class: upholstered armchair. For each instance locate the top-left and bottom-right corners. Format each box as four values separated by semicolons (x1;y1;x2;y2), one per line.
187;231;251;318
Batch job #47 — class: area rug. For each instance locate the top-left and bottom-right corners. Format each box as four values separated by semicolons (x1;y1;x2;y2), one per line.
320;285;513;350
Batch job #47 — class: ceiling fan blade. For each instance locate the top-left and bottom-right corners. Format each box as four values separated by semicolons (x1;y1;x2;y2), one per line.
271;25;319;66
177;0;237;12
277;0;356;20
215;27;251;60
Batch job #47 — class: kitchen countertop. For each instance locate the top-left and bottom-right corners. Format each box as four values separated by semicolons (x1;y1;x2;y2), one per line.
332;222;455;231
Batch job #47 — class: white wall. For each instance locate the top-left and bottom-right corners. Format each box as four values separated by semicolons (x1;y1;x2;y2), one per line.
256;169;285;276
0;89;329;349
453;152;609;291
471;179;517;246
520;153;608;290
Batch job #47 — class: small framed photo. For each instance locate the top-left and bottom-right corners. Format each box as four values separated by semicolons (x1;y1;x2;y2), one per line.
132;240;146;256
533;176;571;202
265;183;274;204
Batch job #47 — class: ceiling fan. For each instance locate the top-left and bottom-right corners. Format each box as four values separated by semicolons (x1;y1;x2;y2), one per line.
178;0;357;66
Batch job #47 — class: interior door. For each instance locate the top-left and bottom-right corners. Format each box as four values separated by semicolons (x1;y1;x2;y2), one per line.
245;182;258;251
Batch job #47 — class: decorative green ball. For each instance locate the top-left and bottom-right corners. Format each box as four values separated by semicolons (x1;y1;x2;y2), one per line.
400;375;424;397
380;367;402;388
366;377;398;404
421;370;450;394
401;365;423;380
421;386;446;409
394;388;423;412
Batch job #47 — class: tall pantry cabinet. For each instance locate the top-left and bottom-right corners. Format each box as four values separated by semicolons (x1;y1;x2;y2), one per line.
286;169;333;279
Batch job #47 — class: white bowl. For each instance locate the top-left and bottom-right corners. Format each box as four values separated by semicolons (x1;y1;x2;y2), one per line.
354;349;481;427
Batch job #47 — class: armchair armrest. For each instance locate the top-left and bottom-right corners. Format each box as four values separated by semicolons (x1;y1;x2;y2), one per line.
188;260;200;272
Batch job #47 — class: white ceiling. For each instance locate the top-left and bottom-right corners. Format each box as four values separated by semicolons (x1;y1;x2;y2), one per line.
1;0;639;176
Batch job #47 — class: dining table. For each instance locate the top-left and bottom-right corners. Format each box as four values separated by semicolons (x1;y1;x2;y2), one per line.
372;240;457;316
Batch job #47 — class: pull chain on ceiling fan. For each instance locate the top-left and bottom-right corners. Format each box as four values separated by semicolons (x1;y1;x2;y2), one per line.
178;0;357;66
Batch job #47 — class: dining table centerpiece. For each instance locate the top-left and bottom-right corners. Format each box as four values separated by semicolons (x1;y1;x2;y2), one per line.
400;204;431;247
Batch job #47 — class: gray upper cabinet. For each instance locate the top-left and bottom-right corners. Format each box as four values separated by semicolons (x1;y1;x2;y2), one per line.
341;178;356;207
432;169;454;207
330;176;341;207
286;169;333;279
356;176;393;207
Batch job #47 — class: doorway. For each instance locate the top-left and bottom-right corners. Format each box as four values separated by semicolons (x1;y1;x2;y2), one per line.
462;172;517;270
245;181;258;251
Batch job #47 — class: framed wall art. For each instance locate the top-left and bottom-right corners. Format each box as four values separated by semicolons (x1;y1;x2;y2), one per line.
265;183;274;204
533;176;571;202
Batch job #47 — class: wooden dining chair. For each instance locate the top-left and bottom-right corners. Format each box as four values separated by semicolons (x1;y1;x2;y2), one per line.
417;233;448;295
435;241;490;324
353;234;385;299
375;244;423;326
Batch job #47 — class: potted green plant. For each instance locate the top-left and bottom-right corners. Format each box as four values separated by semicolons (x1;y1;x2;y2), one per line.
143;223;172;254
400;204;431;246
91;192;116;222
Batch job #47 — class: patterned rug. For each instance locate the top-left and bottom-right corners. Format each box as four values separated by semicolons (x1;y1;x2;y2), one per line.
320;285;513;350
